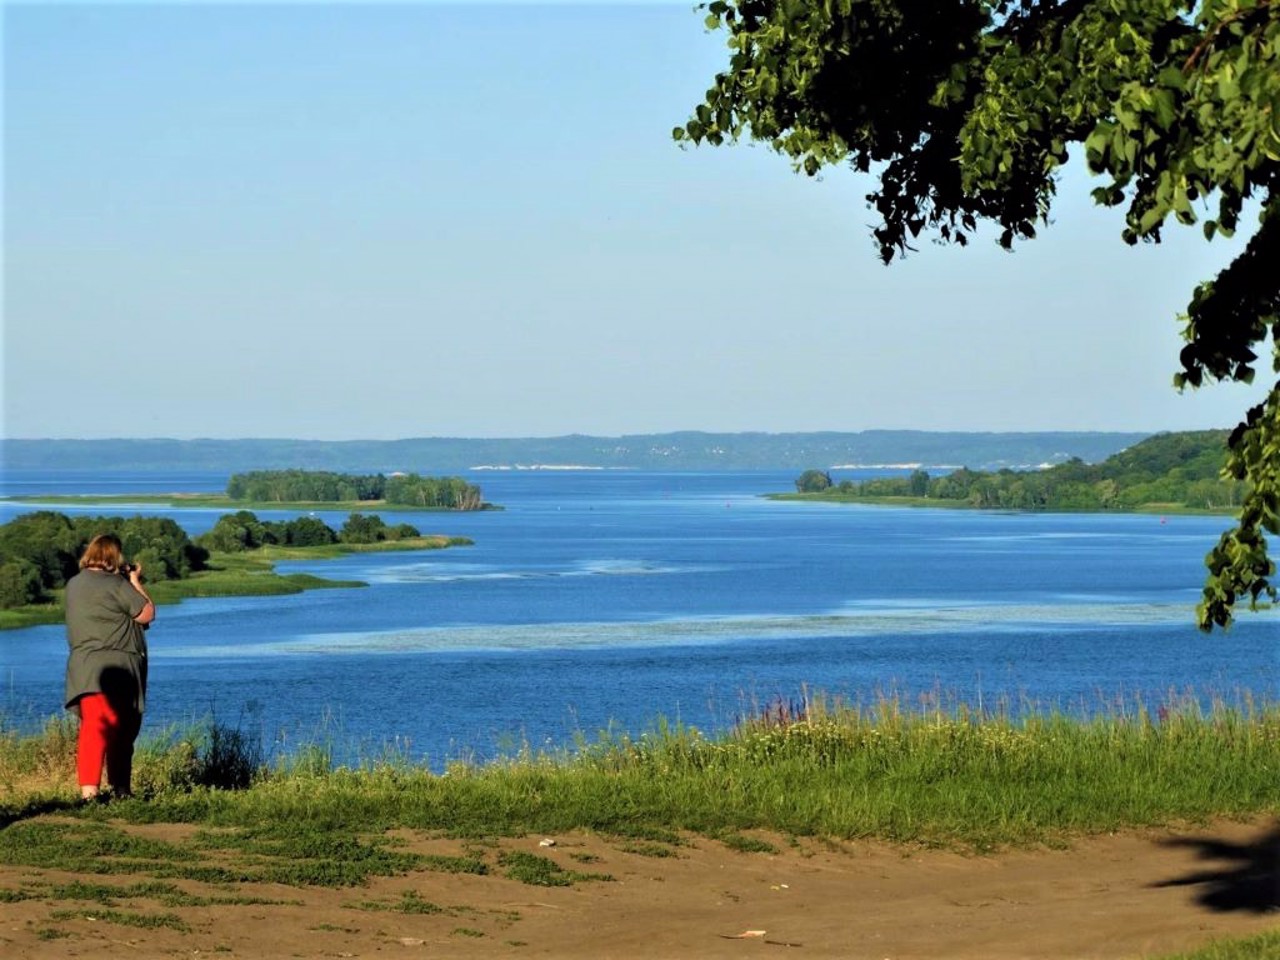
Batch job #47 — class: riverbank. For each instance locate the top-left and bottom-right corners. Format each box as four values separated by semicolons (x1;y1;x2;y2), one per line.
1;700;1278;958
0;535;473;631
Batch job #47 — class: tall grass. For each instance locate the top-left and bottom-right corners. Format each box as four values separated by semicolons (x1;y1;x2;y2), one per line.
0;714;81;799
5;691;1274;851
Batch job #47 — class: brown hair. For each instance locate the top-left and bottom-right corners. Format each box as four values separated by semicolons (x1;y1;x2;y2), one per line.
79;534;126;573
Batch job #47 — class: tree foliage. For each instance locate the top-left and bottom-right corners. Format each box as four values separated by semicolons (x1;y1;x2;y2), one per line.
0;512;208;609
227;471;385;502
677;0;1280;629
226;470;485;510
0;507;427;609
195;510;420;553
384;474;485;510
339;513;421;544
809;429;1247;509
796;468;835;492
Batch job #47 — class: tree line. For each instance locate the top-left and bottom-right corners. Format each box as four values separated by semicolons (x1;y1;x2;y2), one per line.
225;470;485;510
198;511;420;552
793;431;1246;512
0;510;421;609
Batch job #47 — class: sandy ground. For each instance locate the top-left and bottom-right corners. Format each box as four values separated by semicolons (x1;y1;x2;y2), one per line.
1;816;1277;959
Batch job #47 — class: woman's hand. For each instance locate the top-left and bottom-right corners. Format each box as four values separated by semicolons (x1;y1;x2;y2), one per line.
126;563;156;626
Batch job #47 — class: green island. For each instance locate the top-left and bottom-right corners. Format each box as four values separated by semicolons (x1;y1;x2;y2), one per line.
772;430;1244;514
6;469;499;513
0;509;472;631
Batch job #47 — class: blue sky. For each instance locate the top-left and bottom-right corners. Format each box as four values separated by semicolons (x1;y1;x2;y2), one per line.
3;1;1270;440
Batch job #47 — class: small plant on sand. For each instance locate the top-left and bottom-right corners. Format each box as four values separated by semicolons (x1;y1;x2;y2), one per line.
352;890;444;915
618;841;679;858
48;907;190;932
496;851;613;887
717;833;779;855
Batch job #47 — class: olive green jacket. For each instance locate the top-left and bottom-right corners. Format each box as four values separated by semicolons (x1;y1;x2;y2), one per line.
64;570;149;714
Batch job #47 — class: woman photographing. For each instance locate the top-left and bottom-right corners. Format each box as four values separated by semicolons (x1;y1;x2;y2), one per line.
64;533;155;800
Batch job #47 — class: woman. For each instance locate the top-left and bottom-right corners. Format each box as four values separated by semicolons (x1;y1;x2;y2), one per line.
64;533;155;800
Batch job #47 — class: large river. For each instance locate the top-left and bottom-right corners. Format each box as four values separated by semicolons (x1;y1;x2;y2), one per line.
1;469;1275;767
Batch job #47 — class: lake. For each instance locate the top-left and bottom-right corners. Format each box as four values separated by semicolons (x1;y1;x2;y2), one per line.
1;469;1276;768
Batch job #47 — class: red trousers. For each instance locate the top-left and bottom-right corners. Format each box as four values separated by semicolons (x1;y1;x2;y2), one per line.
77;692;142;793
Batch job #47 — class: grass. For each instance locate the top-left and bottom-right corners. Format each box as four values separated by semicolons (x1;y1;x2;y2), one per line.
1151;931;1280;960
616;841;679;858
48;907;191;932
495;850;613;887
6;694;1280;852
352;890;446;914
46;879;290;908
1;691;1277;960
0;606;66;630
716;833;779;854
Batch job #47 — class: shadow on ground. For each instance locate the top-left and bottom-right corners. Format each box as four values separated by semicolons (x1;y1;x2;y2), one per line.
1153;823;1280;913
0;798;74;830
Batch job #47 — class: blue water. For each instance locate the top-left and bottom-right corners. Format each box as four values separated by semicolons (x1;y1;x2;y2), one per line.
1;470;1275;767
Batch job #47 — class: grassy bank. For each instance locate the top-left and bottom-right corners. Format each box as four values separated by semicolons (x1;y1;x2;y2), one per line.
3;697;1277;959
0;535;473;631
5;694;1278;851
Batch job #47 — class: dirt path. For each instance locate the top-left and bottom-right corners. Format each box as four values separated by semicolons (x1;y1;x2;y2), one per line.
1;817;1277;959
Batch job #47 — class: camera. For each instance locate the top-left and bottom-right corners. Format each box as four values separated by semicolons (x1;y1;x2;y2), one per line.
119;562;136;576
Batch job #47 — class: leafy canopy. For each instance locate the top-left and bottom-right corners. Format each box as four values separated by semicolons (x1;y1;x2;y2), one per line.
677;0;1280;629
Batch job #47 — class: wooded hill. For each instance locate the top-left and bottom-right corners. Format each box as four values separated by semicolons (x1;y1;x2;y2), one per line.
791;431;1242;511
2;431;1151;473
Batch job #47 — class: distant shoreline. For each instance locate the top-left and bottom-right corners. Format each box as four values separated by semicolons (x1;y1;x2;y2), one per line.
0;430;1153;473
765;491;1236;516
469;464;614;471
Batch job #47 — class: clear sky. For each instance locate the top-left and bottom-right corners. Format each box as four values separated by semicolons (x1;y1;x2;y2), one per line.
3;1;1270;440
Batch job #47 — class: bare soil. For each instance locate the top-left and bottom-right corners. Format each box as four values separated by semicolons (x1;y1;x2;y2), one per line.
1;816;1277;959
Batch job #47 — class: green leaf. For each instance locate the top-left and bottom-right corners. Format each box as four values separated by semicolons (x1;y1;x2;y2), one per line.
1151;88;1177;129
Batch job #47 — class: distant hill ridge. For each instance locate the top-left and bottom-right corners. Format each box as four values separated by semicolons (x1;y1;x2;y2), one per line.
2;431;1153;473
